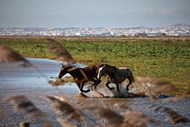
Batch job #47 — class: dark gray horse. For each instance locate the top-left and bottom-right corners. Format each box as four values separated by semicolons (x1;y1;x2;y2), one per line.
97;64;135;93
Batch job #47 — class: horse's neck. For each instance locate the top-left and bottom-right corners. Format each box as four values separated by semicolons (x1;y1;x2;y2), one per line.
69;68;90;80
68;69;80;78
68;66;96;81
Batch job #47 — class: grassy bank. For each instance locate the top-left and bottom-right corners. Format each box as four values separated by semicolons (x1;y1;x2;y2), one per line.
0;36;190;94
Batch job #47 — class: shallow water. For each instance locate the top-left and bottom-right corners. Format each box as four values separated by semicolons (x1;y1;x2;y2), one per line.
0;58;190;127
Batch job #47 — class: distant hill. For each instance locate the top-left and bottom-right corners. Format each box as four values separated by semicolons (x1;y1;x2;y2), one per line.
0;24;190;36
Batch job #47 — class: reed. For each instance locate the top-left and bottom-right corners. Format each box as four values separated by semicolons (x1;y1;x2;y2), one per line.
84;104;124;127
46;38;75;63
2;95;43;121
0;45;32;67
149;104;189;125
45;95;81;120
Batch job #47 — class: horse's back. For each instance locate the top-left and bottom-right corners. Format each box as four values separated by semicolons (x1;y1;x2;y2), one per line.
83;65;97;72
116;67;132;77
83;65;98;78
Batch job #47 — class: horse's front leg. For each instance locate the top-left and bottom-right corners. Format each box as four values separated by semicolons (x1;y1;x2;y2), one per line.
91;79;104;97
105;80;115;90
126;85;129;92
79;83;90;93
91;79;101;91
116;83;121;93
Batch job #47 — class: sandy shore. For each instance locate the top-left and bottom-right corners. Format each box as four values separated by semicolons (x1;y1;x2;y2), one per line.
0;58;190;127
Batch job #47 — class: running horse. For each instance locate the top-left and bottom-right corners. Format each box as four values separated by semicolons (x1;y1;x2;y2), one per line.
58;64;101;93
97;64;135;93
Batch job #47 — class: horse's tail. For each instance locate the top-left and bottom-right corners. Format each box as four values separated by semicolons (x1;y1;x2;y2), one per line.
129;72;135;83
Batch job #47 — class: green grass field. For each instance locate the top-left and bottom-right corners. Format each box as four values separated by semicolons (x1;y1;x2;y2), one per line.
0;36;190;95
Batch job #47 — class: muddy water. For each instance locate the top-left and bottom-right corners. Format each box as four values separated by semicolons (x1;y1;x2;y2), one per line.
0;58;190;127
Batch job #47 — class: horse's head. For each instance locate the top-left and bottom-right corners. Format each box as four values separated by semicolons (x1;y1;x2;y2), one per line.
58;64;73;78
97;64;108;79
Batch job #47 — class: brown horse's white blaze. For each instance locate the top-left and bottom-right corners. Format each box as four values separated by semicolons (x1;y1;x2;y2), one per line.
97;64;135;93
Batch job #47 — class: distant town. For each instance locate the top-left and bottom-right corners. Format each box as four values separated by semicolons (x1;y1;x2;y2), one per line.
0;23;189;36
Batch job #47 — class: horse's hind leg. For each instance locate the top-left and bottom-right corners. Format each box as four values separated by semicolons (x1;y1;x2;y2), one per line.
126;82;132;92
126;76;134;92
126;71;135;92
126;81;131;92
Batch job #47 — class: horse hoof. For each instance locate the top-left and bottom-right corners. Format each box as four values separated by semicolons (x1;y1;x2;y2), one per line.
82;90;90;93
98;93;104;98
110;87;115;90
76;93;89;98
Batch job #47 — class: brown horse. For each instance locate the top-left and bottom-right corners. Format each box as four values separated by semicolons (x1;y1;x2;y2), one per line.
97;64;135;93
58;64;101;93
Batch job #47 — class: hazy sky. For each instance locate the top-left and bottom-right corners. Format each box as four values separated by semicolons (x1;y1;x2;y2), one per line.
0;0;190;28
